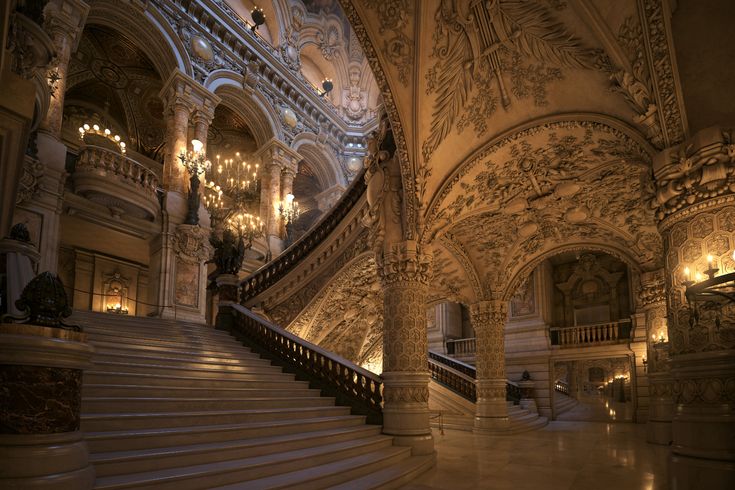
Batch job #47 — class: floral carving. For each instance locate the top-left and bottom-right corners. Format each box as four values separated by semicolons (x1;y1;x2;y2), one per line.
363;0;413;85
422;0;596;162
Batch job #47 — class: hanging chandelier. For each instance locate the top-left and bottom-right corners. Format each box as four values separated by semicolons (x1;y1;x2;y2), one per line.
78;123;127;153
227;211;264;249
208;153;260;208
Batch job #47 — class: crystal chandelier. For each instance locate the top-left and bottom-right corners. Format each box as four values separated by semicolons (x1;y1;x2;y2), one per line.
227;211;264;248
209;153;260;207
278;193;300;225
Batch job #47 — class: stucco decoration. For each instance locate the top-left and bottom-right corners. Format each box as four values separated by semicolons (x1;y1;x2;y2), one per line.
422;0;597;162
288;254;384;371
425;118;658;296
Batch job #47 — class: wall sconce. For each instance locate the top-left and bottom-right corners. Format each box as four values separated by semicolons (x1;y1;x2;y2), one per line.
321;78;333;97
251;6;265;32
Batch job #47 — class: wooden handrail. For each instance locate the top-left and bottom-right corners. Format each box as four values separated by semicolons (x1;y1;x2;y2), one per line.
240;169;366;302
230;304;383;424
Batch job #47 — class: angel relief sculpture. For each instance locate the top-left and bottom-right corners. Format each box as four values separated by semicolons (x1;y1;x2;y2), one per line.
423;0;596;161
363;110;402;253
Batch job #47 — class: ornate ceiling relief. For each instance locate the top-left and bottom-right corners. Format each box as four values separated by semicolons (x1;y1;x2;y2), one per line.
287;254;384;372
361;0;414;86
422;0;597;162
425;119;659;296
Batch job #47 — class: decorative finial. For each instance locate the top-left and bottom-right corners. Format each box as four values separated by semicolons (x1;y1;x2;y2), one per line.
3;272;80;331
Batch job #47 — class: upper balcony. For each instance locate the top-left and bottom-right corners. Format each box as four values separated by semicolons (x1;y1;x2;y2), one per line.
72;145;161;221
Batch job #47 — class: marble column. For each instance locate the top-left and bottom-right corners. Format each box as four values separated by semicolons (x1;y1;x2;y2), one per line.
471;299;509;432
266;162;282;246
379;240;434;455
40;0;88;138
190;106;215;228
639;269;673;444
652;127;735;488
161;95;193;195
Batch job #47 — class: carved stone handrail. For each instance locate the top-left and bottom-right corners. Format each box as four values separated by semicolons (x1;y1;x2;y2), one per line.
428;350;521;405
240;169;366;303
77;145;160;193
555;380;570;396
550;319;632;347
230;304;383;424
445;337;476;356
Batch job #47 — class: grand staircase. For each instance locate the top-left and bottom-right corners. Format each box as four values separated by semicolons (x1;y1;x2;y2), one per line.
72;310;433;489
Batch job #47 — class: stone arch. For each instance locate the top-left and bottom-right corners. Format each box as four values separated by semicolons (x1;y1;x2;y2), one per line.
291;132;345;189
85;0;191;80
502;241;644;302
205;72;281;148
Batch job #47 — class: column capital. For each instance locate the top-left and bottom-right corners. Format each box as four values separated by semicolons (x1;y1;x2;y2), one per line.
378;240;432;287
652;126;735;227
159;68;220;117
254;138;301;173
469;299;508;330
43;0;89;51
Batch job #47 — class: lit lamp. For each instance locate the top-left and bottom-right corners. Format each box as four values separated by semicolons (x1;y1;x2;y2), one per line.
321;78;333;97
78;123;126;153
681;251;735;328
278;193;300;246
642;355;648;374
251;6;265;32
179;139;211;226
228;212;264;249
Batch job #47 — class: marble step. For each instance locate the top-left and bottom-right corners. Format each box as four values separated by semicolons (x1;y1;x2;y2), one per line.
86;331;243;352
83;371;308;389
91;425;382;477
327;454;436;490
93;435;395;489
82;396;335;413
210;445;412;490
89;360;289;378
89;339;261;360
71;311;211;328
85;414;366;453
82;324;236;343
89;338;258;359
82;405;352;432
83;384;320;399
90;351;275;370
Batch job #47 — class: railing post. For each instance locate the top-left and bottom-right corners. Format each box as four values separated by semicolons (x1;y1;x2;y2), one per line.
214;274;240;332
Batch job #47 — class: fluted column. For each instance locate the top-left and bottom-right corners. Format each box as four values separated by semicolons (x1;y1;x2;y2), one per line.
471;299;509;432
652;127;735;487
379;240;434;455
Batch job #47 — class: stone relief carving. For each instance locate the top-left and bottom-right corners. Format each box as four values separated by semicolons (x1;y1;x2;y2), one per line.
425;120;658;293
362;0;413;85
173;225;212;264
422;0;596;162
510;273;535;318
317;25;340;60
16;156;44;205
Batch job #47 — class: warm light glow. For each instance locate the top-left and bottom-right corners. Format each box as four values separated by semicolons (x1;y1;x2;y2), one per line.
191;139;203;154
707;254;714;265
286;193;295;203
684;266;690;280
695;271;703;282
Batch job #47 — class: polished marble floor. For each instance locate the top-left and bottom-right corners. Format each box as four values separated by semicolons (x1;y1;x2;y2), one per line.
556;394;635;422
404;421;670;490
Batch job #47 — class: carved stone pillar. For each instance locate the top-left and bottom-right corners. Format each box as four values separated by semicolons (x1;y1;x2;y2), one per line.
652;127;735;487
471;299;509;432
638;269;673;444
255;139;300;257
40;0;88;137
379;240;434;455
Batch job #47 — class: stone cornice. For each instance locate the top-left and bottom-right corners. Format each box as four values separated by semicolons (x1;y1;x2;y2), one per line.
158;68;220;112
153;0;373;146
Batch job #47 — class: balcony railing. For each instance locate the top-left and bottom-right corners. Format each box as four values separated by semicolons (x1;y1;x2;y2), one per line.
77;145;159;194
445;337;476;356
428;350;521;405
230;304;383;424
240;169;366;303
555;380;570;395
549;319;632;347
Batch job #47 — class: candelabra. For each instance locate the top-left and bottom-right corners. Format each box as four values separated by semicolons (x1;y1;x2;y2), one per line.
228;212;264;249
210;153;260;207
179;139;211;225
78;123;126;153
682;252;735;328
278;193;300;246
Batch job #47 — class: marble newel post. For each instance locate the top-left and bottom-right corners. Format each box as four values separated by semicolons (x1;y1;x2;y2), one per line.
380;240;434;455
471;300;510;432
638;270;673;445
651;127;735;488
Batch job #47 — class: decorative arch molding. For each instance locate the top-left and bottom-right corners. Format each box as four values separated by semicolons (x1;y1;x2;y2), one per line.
291;132;345;188
502;241;644;302
86;0;191;80
336;0;417;241
423;112;656;242
207;74;281;148
436;235;483;305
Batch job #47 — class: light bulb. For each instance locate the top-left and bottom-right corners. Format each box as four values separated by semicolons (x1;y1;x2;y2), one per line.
83;124;90;130
191;139;203;153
